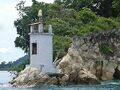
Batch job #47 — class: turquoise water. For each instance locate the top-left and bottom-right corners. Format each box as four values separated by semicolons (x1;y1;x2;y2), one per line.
0;84;119;90
0;71;120;90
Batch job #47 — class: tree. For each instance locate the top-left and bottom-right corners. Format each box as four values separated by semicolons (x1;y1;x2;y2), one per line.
112;0;120;17
14;0;49;52
0;61;6;69
59;0;120;18
14;0;120;61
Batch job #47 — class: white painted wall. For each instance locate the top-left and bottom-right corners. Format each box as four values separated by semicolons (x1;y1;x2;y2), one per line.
30;33;56;73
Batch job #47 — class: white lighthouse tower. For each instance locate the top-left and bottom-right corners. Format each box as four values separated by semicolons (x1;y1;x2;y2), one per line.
29;10;56;73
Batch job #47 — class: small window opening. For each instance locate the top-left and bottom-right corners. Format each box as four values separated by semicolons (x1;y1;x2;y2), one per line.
33;25;38;33
32;43;37;54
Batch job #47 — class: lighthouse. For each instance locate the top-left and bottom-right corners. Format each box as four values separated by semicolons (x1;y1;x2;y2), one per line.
29;10;56;73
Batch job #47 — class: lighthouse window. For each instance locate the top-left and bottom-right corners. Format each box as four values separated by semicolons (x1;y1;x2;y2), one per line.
32;43;37;54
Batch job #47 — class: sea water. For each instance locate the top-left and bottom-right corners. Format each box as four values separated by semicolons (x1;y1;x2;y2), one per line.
0;71;120;90
0;71;15;84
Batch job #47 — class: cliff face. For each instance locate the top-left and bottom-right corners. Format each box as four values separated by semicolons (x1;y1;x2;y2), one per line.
57;29;120;81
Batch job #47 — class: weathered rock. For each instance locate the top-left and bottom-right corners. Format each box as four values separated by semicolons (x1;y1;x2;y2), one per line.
58;49;83;75
113;66;120;79
78;68;100;84
10;67;50;87
56;30;120;84
57;50;100;84
101;61;117;80
11;67;69;87
45;77;58;85
12;29;120;87
60;74;69;85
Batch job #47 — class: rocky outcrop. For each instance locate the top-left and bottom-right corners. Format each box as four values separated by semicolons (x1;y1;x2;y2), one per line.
11;67;99;87
113;66;120;79
57;50;100;84
11;67;69;87
11;29;120;87
56;29;120;81
10;67;49;87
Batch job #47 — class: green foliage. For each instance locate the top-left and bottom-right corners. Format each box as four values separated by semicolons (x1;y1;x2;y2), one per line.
14;0;120;61
0;61;6;70
14;1;49;52
96;17;120;30
0;55;29;72
62;0;94;10
99;44;113;56
9;59;29;72
62;0;120;17
112;0;120;15
77;8;97;24
53;36;71;59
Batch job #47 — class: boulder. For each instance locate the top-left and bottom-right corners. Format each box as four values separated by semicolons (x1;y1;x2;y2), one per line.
57;50;100;84
78;68;100;84
10;67;50;87
45;77;58;85
101;61;117;80
113;66;120;79
58;49;83;75
60;74;69;85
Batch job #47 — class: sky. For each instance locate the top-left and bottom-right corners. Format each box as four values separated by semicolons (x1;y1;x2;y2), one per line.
0;0;54;63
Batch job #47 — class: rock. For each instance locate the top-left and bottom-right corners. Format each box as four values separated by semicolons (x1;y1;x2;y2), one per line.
11;67;67;87
101;61;117;80
57;30;120;82
10;67;50;87
12;29;120;87
67;67;100;84
58;50;83;75
78;68;100;84
113;66;120;79
60;74;69;85
53;58;61;66
56;30;120;84
58;49;100;84
45;77;58;85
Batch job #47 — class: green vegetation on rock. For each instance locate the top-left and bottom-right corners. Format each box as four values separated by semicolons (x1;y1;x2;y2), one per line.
99;43;113;56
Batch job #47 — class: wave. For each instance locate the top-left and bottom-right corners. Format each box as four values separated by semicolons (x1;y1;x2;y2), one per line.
101;80;120;86
0;83;11;88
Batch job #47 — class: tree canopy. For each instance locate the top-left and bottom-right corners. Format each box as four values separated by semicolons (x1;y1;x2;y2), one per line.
14;0;120;60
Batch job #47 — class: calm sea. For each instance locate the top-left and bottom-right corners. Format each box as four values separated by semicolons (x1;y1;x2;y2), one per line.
0;71;120;90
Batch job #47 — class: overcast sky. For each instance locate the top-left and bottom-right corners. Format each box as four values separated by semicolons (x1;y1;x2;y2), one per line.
0;0;54;63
